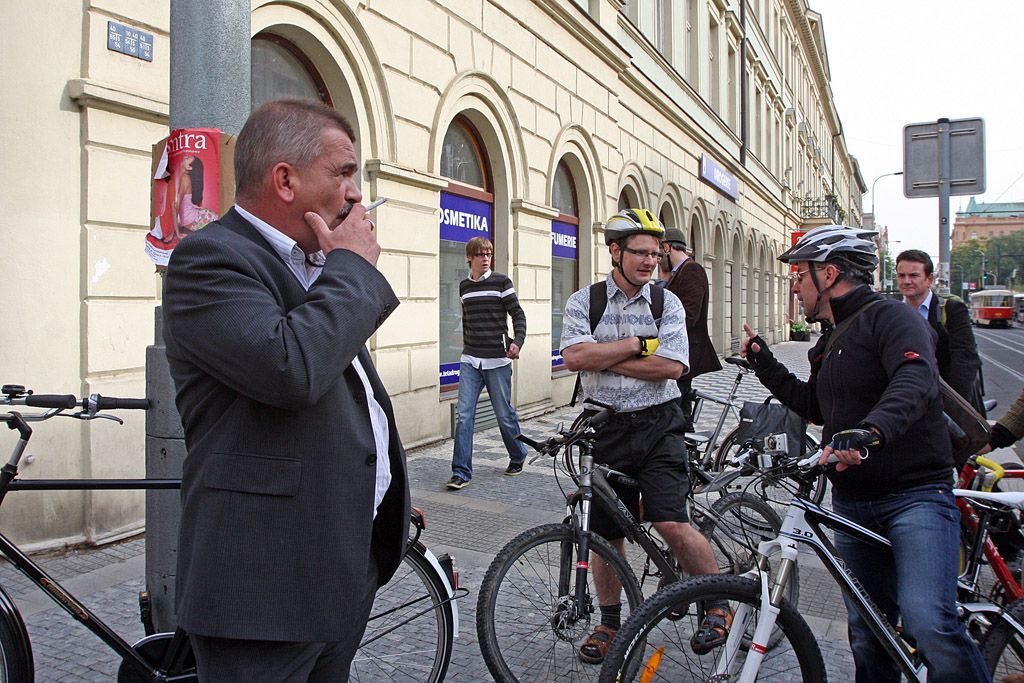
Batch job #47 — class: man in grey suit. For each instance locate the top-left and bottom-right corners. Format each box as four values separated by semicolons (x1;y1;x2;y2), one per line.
163;99;410;681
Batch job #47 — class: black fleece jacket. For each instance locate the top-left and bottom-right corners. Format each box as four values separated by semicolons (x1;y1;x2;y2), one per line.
756;284;954;499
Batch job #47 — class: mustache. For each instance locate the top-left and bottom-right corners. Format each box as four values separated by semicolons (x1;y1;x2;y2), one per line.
337;202;354;222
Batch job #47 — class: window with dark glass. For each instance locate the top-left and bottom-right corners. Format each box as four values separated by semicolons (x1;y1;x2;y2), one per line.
551;161;579;369
251;34;331;109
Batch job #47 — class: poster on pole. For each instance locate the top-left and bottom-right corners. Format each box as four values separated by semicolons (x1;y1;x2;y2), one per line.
144;128;225;267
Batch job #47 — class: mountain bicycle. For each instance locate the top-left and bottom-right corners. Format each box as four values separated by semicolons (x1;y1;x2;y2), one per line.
475;400;794;683
0;385;461;682
597;442;1024;682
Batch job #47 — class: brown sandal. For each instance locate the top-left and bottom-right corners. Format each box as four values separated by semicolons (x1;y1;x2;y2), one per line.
578;624;617;664
690;606;733;655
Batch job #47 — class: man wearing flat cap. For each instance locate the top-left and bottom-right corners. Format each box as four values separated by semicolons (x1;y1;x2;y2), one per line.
661;227;721;429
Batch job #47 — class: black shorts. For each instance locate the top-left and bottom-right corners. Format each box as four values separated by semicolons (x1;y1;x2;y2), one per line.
586;400;691;541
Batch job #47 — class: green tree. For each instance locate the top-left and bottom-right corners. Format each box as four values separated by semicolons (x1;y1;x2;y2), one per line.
951;233;1024;293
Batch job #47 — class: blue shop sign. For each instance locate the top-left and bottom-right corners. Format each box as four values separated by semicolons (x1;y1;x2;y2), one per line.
551;220;578;260
440;192;492;243
699;154;740;201
552;349;564;368
440;362;461;387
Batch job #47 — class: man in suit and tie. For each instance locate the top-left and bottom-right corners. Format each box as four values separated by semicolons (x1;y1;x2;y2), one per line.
895;249;985;415
163;98;410;681
660;227;722;430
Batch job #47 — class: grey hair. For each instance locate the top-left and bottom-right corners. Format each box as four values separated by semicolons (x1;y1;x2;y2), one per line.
234;99;356;199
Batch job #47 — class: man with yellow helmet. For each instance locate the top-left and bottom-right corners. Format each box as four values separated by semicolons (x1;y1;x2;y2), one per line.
559;208;728;664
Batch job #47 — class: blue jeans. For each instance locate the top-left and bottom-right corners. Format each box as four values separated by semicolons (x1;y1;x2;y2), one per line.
832;483;990;683
451;362;527;480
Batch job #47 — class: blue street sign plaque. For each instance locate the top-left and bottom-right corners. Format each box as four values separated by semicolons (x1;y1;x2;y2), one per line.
107;21;154;62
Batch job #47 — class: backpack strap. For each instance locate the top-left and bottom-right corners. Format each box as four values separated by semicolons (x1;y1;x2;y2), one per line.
588;281;607;333
649;282;664;327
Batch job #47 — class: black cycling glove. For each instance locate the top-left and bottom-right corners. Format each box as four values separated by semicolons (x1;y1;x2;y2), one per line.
746;334;775;371
830;428;883;456
990;423;1016;450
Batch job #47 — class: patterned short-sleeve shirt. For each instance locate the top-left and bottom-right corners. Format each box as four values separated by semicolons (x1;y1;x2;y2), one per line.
560;274;689;411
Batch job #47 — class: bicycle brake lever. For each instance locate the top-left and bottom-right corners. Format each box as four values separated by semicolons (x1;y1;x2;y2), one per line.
70;411;124;425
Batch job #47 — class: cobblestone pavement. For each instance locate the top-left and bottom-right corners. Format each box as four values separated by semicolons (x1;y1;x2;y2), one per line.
0;337;860;680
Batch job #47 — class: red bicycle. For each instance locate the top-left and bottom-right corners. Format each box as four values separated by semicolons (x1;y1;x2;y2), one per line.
956;456;1024;608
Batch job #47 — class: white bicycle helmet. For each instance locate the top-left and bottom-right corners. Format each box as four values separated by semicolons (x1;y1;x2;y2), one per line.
779;224;879;272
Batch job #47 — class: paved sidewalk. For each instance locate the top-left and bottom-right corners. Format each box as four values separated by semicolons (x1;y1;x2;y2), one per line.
0;337;859;680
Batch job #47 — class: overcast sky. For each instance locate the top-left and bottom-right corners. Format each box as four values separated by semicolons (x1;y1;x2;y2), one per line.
810;0;1024;271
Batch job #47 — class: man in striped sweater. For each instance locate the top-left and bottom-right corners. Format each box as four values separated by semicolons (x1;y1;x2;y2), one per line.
447;236;528;490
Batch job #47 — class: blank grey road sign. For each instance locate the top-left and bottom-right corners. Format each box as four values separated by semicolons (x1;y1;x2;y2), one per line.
903;118;985;198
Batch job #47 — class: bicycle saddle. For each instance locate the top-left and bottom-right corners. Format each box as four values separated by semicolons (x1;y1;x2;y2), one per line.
954;488;1024;511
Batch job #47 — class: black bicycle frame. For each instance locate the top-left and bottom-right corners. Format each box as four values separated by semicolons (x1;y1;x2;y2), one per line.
564;443;680;605
1;475;192;681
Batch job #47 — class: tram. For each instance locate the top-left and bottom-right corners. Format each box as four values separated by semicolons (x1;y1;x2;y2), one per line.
969;289;1014;327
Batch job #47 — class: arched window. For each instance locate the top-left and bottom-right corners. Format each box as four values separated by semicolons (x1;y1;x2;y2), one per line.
438;116;493;391
551;161;579;369
250;33;331;109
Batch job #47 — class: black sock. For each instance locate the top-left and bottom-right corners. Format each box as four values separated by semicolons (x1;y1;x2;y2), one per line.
600;603;622;630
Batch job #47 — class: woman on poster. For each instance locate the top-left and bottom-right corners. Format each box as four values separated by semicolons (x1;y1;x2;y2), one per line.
173;155;218;237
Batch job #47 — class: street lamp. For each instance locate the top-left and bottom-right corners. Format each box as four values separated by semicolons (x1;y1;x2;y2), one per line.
870;171;904;224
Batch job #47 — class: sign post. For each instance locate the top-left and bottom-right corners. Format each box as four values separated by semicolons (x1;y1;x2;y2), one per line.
903;117;985;294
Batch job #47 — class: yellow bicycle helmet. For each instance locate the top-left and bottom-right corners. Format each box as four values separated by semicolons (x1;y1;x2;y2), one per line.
604;208;665;245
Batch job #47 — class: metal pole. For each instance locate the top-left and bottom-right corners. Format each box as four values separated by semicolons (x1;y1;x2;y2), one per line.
937;118;952;295
146;0;250;632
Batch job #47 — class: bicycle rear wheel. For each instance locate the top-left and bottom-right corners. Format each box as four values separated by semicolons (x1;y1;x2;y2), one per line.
350;543;455;683
598;574;826;683
477;522;643;683
980;596;1024;679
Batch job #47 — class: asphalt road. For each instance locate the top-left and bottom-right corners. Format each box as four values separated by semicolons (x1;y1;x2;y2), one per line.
975;324;1024;460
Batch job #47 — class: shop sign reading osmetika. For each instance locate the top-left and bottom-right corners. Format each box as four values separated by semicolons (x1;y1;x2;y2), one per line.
440;192;492;243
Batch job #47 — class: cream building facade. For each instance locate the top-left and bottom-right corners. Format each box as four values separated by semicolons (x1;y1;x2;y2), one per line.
0;0;863;545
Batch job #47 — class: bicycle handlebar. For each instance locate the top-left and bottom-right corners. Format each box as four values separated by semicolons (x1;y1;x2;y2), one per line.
92;396;149;411
25;395;78;409
517;400;616;456
2;386;150;417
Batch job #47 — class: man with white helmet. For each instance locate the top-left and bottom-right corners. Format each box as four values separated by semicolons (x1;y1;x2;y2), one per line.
741;224;988;682
561;208;727;664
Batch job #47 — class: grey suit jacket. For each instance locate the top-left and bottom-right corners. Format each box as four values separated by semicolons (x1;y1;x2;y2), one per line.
162;208;410;641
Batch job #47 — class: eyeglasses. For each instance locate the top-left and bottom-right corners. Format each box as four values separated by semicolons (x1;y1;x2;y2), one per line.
789;266;825;283
622;247;662;261
471;252;493;258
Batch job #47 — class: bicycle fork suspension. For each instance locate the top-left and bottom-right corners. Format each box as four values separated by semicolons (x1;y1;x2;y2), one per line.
573;452;596;615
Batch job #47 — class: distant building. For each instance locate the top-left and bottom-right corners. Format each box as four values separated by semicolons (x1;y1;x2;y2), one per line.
953;198;1024;246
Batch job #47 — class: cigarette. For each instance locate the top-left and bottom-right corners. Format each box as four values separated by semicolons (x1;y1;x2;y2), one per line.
366;197;388;211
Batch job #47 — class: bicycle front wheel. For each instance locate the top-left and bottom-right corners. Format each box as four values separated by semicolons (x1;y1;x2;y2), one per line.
477;523;643;683
700;492;797;648
350;543;455;683
980;596;1024;679
598;574;826;683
